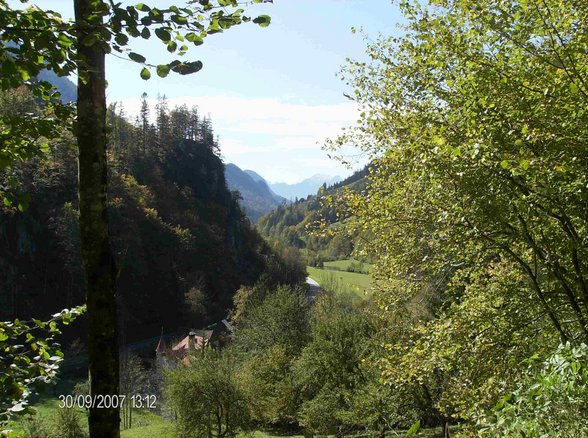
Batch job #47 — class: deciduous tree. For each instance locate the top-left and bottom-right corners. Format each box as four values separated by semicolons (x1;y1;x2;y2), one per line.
328;0;588;425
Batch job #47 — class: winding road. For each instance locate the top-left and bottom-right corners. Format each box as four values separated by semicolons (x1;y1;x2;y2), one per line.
306;276;321;301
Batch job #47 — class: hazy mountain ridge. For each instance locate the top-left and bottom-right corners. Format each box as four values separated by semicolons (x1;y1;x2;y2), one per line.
244;169;264;183
270;174;342;200
225;163;285;222
37;70;77;103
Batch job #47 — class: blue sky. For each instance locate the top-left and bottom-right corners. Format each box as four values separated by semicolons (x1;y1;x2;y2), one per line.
19;0;403;183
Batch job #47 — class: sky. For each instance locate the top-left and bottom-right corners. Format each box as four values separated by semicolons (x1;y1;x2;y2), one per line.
16;0;403;184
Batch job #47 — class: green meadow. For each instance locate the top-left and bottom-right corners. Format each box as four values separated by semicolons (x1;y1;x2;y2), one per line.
307;265;371;298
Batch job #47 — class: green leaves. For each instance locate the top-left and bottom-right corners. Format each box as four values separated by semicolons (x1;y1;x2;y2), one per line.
135;3;151;12
172;60;203;75
406;420;421;435
328;0;588;426
156;64;170;78
481;343;588;436
167;350;250;437
171;14;188;25
155;27;171;42
186;32;204;45
1;306;86;425
570;82;579;94
128;52;146;63
140;67;151;80
167;41;178;53
108;1;271;81
114;33;129;46
253;15;271;27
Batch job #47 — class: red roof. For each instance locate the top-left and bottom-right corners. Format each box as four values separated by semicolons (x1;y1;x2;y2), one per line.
172;330;213;353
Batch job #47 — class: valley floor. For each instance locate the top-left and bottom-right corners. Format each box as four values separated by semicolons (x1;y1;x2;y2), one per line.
307;265;371;298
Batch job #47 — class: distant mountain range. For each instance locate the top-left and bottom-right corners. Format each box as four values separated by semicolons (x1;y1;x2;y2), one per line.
4;42;77;103
37;69;77;103
269;174;342;201
224;163;285;222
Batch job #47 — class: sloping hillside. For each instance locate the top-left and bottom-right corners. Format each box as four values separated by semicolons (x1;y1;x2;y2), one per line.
0;91;296;343
257;166;370;264
225;163;285;222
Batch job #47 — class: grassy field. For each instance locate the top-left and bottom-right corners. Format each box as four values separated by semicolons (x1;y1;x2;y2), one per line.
323;259;372;274
120;411;173;438
307;266;371;297
5;398;168;438
6;398;452;438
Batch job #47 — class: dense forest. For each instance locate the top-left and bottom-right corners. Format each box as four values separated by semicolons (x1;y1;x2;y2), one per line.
257;165;370;265
0;88;299;342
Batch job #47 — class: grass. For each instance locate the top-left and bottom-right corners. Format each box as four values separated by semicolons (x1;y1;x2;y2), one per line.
6;398;452;438
5;393;173;438
245;432;304;438
323;259;372;274
5;399;68;437
120;411;173;438
307;266;371;298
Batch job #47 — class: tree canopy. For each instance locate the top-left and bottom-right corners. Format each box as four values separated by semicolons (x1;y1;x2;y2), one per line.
328;0;588;426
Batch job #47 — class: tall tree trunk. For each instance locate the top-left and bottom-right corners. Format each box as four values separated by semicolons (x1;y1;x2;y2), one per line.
74;1;120;436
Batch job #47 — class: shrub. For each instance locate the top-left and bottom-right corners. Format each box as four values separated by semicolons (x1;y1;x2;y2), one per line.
165;350;250;438
21;414;51;438
53;407;87;438
478;343;588;437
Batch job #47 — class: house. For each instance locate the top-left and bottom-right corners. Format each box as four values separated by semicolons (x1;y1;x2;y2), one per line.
155;322;231;368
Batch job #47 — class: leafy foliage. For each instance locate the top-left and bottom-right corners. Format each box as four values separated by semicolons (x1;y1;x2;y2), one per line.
0;306;85;429
233;284;310;356
479;343;588;437
1;0;272;88
293;292;375;433
0;5;75;202
232;284;309;426
166;350;250;438
325;0;588;429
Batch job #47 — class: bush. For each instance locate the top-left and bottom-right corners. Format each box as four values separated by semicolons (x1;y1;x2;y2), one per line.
238;344;299;427
346;260;367;274
233;284;310;356
165;349;250;438
21;414;51;438
293;292;375;434
53;407;87;438
478;343;588;437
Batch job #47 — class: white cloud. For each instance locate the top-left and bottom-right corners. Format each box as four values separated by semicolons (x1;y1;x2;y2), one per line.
116;93;361;183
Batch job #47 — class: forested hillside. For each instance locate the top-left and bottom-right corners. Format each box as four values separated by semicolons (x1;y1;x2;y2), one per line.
257;166;370;265
0;89;289;342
